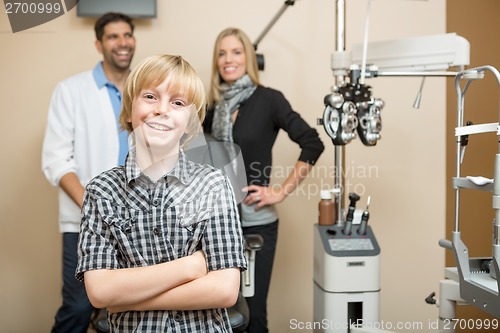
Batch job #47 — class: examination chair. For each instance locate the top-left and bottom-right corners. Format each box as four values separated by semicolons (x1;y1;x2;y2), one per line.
228;233;263;332
91;234;263;333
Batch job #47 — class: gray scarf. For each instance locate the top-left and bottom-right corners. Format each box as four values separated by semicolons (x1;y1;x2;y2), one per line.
212;75;256;142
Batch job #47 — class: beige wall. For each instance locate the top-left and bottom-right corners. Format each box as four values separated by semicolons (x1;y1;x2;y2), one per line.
0;0;453;332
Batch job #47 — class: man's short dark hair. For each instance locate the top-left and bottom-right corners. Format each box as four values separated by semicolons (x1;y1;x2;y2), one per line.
94;12;134;41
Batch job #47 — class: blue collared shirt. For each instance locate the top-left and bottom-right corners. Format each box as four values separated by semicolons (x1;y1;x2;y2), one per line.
92;62;128;165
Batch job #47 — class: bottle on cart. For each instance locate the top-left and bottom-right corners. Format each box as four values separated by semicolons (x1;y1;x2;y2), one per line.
318;190;335;226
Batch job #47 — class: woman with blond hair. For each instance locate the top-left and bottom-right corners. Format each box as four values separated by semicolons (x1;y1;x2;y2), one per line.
204;28;324;332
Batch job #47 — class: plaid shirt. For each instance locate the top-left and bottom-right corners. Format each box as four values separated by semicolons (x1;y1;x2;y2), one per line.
76;150;247;332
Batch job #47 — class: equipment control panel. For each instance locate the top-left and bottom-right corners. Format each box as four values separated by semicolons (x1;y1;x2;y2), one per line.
317;224;380;257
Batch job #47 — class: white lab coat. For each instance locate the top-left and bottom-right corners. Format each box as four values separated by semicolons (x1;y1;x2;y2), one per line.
42;70;120;233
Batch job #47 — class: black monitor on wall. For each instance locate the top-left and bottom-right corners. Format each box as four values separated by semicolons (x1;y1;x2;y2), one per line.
77;0;157;18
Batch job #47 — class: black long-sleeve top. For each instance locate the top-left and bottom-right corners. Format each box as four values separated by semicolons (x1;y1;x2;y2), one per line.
203;85;325;187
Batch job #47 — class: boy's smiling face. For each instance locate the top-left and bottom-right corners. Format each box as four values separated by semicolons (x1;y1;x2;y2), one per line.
129;78;192;158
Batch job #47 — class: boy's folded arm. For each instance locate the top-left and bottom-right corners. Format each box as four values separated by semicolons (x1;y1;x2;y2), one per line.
84;251;207;309
108;267;241;313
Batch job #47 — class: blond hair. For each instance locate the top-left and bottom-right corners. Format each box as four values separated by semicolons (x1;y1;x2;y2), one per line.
119;54;206;147
208;28;260;106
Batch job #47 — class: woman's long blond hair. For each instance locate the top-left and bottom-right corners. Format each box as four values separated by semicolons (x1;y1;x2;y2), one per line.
207;28;260;107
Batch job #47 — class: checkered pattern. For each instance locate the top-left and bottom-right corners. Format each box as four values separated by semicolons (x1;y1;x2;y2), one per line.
76;150;247;332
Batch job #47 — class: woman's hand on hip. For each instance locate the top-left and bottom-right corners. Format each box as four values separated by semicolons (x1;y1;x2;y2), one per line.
242;185;286;210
